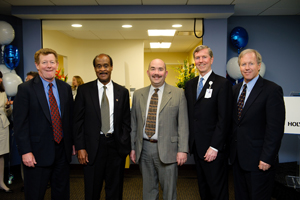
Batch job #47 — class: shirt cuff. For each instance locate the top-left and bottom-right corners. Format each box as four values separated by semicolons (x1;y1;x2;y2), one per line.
209;146;218;152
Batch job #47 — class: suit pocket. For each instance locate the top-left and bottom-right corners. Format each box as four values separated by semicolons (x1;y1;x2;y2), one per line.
171;136;178;143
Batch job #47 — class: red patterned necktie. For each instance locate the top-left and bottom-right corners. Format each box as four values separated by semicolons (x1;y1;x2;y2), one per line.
145;89;159;139
48;83;63;143
237;84;247;120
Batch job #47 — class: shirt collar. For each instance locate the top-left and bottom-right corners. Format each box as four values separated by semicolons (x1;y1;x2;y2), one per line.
41;76;57;89
97;79;112;90
243;75;259;92
198;70;212;83
150;83;165;92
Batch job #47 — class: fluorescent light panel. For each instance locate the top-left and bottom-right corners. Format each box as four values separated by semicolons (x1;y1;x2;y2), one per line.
150;42;171;49
172;24;182;28
71;24;82;27
122;24;132;28
148;29;176;36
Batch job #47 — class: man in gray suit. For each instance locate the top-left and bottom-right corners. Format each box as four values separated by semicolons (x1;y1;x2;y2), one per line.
130;58;189;200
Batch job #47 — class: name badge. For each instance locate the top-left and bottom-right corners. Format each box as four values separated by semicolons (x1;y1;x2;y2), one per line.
205;89;213;98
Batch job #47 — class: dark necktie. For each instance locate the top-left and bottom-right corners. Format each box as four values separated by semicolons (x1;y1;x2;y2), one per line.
237;84;247;120
101;86;110;134
48;83;63;143
197;77;204;99
145;89;159;139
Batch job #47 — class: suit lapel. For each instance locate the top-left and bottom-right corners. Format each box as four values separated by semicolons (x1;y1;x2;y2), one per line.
140;86;150;124
233;83;242;123
160;83;172;113
240;76;263;120
90;80;101;122
196;72;216;102
56;80;65;118
33;76;51;123
113;81;121;125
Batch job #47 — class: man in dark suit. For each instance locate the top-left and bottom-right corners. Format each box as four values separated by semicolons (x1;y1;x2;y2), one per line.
130;59;189;200
14;48;74;200
185;45;232;200
73;53;131;200
230;49;285;200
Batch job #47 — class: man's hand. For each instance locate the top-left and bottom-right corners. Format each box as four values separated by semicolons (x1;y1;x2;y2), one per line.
258;160;271;171
77;149;89;165
72;145;77;156
130;150;136;164
204;147;218;162
22;152;37;167
177;152;187;166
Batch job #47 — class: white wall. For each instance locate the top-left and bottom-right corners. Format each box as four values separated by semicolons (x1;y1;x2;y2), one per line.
43;30;144;90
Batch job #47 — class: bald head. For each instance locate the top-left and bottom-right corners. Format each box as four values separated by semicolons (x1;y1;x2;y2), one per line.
147;58;168;88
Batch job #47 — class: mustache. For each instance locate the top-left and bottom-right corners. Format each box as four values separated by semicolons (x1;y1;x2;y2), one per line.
151;74;162;78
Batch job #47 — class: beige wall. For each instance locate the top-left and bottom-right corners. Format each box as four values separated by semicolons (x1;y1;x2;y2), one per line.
43;30;144;90
144;52;189;87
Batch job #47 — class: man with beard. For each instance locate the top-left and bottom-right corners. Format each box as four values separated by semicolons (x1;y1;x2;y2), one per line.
130;58;189;200
73;53;131;200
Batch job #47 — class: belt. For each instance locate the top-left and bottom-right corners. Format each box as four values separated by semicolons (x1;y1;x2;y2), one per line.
143;138;158;143
100;133;113;138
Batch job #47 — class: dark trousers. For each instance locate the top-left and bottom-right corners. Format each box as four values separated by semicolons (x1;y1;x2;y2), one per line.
193;145;229;200
232;158;276;200
23;140;70;200
83;134;126;200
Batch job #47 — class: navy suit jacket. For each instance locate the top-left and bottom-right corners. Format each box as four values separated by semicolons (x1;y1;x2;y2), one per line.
185;71;232;158
14;76;74;166
73;80;131;165
230;76;285;171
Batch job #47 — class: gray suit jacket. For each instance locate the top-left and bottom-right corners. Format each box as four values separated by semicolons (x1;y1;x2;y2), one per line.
130;83;189;164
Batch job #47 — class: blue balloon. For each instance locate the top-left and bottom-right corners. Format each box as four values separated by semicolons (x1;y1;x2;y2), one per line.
3;45;20;70
230;27;248;52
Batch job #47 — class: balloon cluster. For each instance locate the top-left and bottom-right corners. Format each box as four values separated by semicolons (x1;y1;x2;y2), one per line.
226;27;266;85
0;21;23;96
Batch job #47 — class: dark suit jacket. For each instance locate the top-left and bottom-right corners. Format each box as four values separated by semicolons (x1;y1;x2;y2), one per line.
185;71;232;158
14;76;74;166
73;80;131;165
230;76;285;171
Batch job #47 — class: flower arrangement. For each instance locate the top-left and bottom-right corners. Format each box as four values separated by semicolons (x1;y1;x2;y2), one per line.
175;58;197;89
55;68;68;82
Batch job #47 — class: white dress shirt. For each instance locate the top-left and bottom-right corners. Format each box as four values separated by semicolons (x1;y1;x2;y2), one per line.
97;80;114;134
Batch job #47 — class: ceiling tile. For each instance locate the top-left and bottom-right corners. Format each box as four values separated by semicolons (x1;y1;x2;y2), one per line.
51;0;98;5
61;30;100;40
260;0;300;15
4;0;54;6
92;30;124;39
143;0;187;5
96;0;141;5
187;0;232;5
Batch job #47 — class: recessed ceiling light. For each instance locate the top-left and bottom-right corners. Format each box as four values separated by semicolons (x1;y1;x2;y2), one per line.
150;42;171;49
148;30;176;36
172;24;182;28
122;25;132;28
71;24;82;28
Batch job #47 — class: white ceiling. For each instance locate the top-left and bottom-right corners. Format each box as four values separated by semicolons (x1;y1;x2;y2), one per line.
0;0;299;52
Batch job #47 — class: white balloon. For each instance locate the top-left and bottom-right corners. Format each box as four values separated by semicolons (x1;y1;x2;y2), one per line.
0;21;15;45
259;62;266;77
226;57;242;80
0;64;16;74
2;73;23;97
